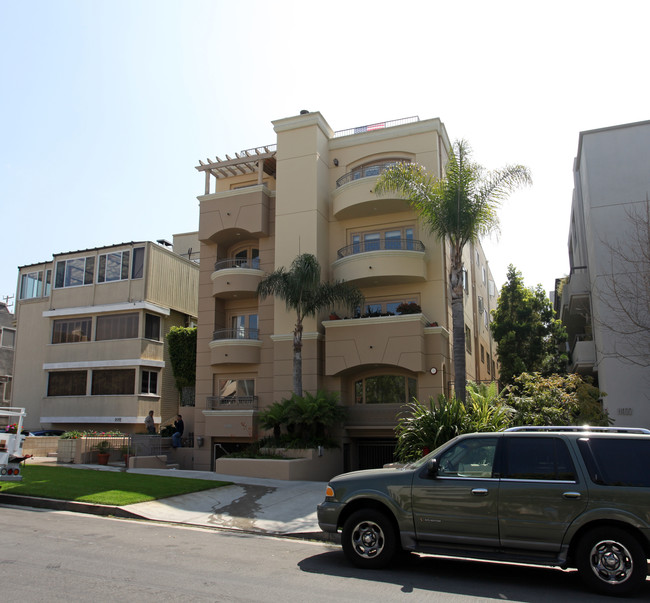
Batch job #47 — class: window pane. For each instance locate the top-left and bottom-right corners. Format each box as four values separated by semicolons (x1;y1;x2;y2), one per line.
132;247;145;279
96;313;139;340
578;438;650;487
52;318;92;343
20;271;43;299
91;369;135;395
237;380;255;397
48;371;87;396
364;232;380;252
504;437;576;481
65;258;86;287
365;375;405;404
145;314;161;340
141;370;158;394
55;262;65;289
84;257;95;285
385;230;401;250
44;269;52;296
354;380;363;404
121;251;130;280
439;437;498;478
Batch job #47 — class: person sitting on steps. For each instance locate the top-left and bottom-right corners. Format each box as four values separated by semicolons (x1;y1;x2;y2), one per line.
172;414;184;448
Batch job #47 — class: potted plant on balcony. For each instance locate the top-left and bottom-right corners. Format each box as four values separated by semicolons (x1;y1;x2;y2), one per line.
396;302;421;315
94;440;111;465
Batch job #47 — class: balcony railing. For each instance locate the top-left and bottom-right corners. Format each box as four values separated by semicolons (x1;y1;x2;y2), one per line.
212;328;260;341
214;257;261;271
336;160;410;188
206;395;258;410
333;116;420;138
337;238;425;259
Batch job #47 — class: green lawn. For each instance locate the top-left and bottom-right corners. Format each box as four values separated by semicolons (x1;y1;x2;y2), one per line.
0;465;231;505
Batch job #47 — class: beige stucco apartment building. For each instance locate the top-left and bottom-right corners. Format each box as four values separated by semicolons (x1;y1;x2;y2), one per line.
191;111;500;472
12;240;198;433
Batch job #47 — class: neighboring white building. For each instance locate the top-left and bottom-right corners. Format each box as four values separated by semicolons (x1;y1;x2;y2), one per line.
556;120;650;427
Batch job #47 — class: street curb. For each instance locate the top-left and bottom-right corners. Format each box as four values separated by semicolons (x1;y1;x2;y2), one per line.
0;493;147;520
0;493;341;543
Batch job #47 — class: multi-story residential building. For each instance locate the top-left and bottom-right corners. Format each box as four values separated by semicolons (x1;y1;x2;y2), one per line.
0;302;15;405
555;120;650;427
12;240;198;433
192;111;499;472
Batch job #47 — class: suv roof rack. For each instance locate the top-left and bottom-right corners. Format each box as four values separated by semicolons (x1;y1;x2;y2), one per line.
505;426;650;434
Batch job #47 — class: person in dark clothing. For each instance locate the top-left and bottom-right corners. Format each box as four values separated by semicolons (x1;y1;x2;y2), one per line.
172;414;184;448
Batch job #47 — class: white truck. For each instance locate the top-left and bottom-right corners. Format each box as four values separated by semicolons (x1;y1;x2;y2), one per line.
0;407;29;481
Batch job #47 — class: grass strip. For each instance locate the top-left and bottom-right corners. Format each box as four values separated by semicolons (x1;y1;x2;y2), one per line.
0;465;231;506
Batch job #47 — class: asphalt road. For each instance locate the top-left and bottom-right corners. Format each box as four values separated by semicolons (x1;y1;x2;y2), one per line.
1;506;648;602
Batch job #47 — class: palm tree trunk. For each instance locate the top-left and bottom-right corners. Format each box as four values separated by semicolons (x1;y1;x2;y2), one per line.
293;320;303;397
449;257;467;402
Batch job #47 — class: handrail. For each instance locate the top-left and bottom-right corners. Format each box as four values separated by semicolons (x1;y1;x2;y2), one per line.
206;395;258;410
214;257;261;271
337;238;425;259
212;328;260;341
336;159;410;188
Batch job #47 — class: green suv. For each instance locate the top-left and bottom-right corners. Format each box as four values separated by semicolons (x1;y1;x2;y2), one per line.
317;427;650;596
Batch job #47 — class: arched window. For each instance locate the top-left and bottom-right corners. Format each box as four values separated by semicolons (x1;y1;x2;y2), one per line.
354;375;417;404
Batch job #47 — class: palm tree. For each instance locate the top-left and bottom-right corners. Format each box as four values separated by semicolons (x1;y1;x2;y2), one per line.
257;253;364;396
375;140;531;402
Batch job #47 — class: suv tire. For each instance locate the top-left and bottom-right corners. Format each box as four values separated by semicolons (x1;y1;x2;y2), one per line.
576;526;647;596
342;509;398;569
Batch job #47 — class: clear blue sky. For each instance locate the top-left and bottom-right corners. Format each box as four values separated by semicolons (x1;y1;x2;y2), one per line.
2;0;649;309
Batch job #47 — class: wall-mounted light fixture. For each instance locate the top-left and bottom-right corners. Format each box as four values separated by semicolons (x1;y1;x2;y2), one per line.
333;158;339;166
197;436;204;448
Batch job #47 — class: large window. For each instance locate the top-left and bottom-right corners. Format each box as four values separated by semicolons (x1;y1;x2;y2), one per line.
96;313;139;341
91;369;135;395
354;375;417;404
55;256;95;288
1;327;15;348
52;318;91;343
233;245;260;269
141;370;159;395
19;271;43;299
144;314;161;340
356;297;419;317
97;250;130;283
351;226;415;254
48;371;87;396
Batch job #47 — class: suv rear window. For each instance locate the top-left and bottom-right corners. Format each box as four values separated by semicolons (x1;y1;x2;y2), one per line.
578;438;650;487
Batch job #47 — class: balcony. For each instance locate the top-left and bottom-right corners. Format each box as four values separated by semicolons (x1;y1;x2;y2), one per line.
209;328;262;365
211;258;264;299
332;161;411;220
324;314;428;375
570;335;596;375
199;184;271;247
332;238;426;285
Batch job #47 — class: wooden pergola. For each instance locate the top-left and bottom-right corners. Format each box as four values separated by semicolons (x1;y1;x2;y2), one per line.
196;145;277;195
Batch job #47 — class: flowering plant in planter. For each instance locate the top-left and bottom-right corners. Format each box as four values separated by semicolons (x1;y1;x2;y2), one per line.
396;302;421;315
4;423;17;434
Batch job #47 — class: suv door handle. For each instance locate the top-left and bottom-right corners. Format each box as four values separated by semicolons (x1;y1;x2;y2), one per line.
562;491;581;499
471;488;489;496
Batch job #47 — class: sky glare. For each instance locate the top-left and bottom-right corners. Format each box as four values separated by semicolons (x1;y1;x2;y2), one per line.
2;0;649;309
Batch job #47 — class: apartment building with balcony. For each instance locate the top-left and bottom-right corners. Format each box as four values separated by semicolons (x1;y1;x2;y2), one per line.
555;120;650;427
12;240;198;433
193;111;500;472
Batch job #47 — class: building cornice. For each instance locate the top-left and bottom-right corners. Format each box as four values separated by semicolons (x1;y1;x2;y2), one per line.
43;301;171;318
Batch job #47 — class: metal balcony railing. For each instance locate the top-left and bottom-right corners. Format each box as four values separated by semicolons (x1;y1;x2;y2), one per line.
214;257;261;271
212;328;260;341
336;159;410;188
337;238;425;259
333;116;420;138
206;395;258;410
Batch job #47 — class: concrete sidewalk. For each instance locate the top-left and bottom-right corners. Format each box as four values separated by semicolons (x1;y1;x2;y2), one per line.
10;457;333;540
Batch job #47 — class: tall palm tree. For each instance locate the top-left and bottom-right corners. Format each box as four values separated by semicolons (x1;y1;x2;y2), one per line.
375;140;531;402
257;253;364;396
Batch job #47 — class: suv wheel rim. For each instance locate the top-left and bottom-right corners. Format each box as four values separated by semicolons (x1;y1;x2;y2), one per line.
589;539;633;584
351;520;385;559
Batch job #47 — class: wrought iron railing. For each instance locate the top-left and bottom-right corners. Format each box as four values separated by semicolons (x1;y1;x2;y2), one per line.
336;159;410;188
206;395;258;410
337;238;425;259
214;257;261;271
212;328;260;341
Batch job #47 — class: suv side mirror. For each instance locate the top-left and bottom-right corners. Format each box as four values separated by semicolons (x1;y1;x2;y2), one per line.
427;457;439;477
